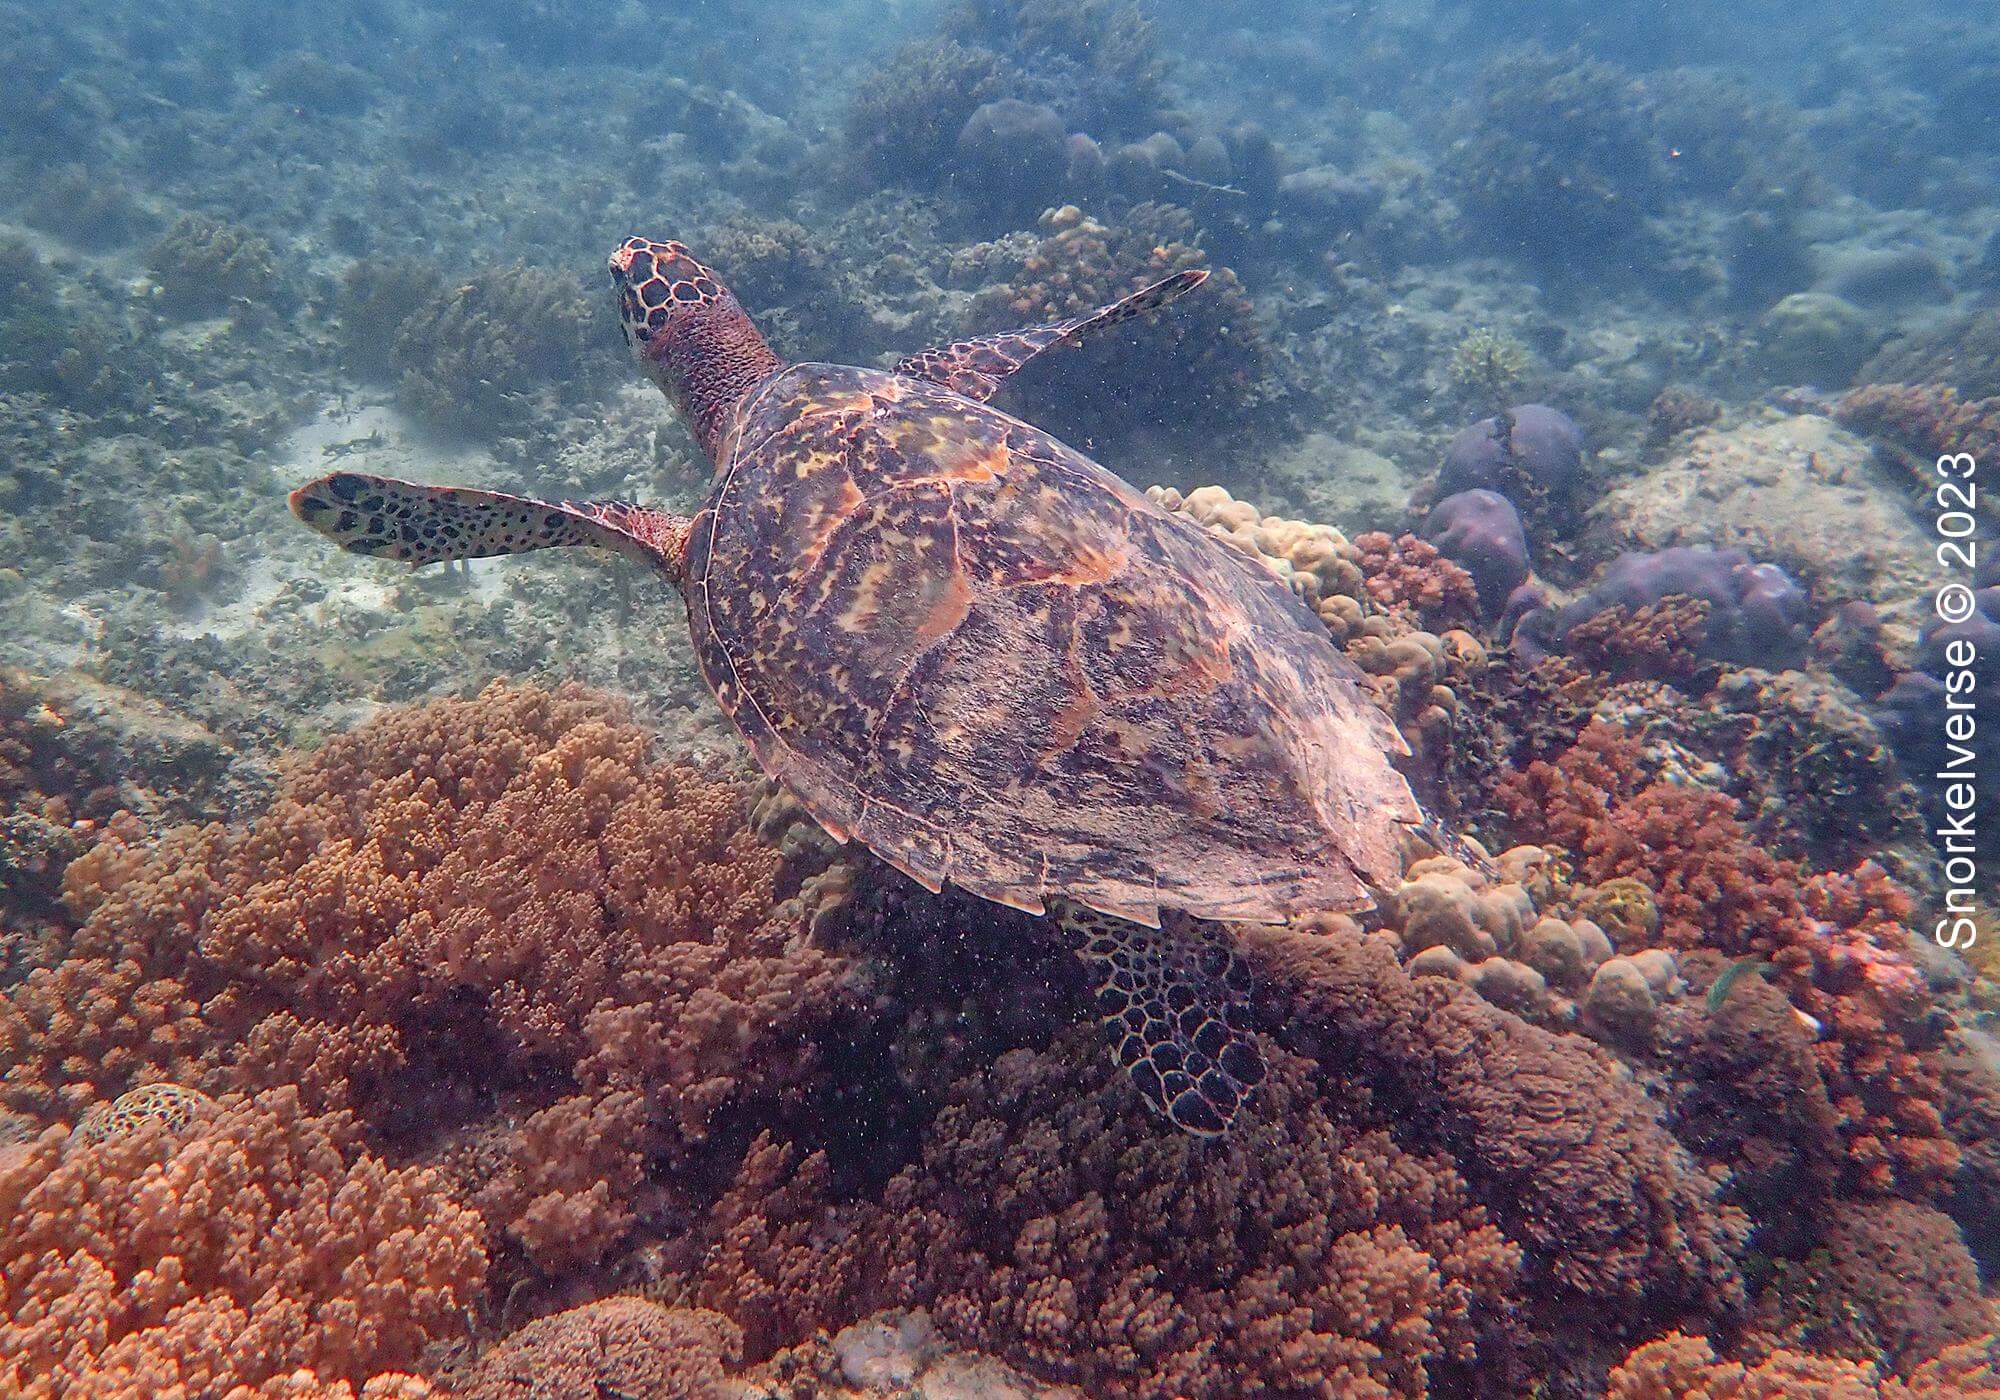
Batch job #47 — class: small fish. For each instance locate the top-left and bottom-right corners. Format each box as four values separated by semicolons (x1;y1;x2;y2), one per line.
1707;958;1775;1013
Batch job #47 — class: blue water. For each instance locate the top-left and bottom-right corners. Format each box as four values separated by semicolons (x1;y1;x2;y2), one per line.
1;3;1996;1397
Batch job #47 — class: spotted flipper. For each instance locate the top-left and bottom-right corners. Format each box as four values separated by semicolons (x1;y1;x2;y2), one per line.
1057;901;1265;1136
289;471;691;577
894;268;1209;403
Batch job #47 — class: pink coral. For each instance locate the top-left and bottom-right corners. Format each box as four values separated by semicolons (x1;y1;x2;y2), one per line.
1495;723;1958;1197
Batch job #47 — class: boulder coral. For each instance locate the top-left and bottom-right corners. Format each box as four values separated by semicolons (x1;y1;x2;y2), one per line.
457;1296;740;1400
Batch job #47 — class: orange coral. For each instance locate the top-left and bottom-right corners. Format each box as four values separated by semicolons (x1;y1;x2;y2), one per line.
458;1296;739;1400
1353;531;1483;633
0;681;868;1283
1243;922;1746;1328
0;1088;484;1399
1564;595;1714;684
1607;1331;2000;1399
1835;381;2000;469
1496;723;1957;1198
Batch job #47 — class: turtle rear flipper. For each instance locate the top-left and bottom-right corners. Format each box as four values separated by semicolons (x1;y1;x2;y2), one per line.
1058;902;1266;1136
290;471;691;576
895;268;1208;403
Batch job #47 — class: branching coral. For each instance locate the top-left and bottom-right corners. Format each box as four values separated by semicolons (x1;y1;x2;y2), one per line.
1;682;869;1285
1352;531;1483;634
1835;381;2000;475
685;1034;1524;1399
1494;723;1956;1198
1563;595;1715;685
845;37;1005;181
391;263;608;435
1607;1331;2000;1399
0;1087;485;1399
146;213;278;317
1445;45;1667;270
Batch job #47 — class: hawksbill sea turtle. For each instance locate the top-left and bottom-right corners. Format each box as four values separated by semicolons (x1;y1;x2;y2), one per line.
289;236;1426;1136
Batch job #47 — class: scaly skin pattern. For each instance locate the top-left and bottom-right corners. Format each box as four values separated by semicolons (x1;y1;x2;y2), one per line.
685;362;1422;928
610;236;783;464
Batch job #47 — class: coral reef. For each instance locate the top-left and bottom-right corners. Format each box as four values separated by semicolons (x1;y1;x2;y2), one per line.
146;213;279;318
1836;381;2000;479
1494;723;1958;1198
683;1041;1524;1397
845;38;1005;182
1859;307;2000;399
458;1297;739;1400
1445;46;1667;271
1434;404;1589;545
1606;1331;2000;1398
965;204;1276;451
391;263;608;436
1515;547;1811;679
0;683;869;1287
0;1088;486;1398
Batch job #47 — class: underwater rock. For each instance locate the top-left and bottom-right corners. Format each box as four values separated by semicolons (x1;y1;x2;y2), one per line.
1816;243;1953;311
1599;414;1936;644
1584;956;1659;1046
1754;291;1880;385
1425;489;1531;617
955;99;1068;216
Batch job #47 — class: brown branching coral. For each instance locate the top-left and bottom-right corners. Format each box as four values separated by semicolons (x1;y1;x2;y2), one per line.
1563;595;1715;685
1835;381;2000;473
0;1087;485;1399
1352;530;1483;633
686;1033;1524;1399
1607;1331;2000;1399
1;682;869;1284
459;1296;740;1400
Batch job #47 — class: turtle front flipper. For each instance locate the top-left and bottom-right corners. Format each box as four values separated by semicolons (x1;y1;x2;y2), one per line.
290;471;692;578
1057;901;1265;1136
894;268;1209;403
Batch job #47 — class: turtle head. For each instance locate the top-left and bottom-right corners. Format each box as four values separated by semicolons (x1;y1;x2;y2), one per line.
609;236;782;464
